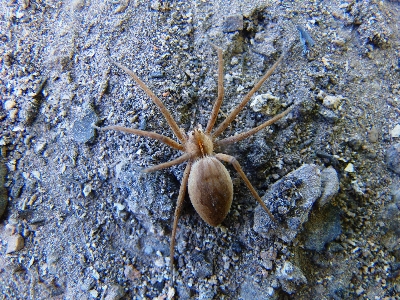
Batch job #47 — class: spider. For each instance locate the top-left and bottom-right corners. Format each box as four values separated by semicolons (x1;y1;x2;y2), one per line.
99;45;293;279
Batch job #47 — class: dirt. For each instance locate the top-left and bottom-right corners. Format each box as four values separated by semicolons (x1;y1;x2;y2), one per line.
1;0;400;299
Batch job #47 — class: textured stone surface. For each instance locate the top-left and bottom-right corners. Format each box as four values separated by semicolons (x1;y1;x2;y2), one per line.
386;143;400;174
254;164;321;243
318;166;340;207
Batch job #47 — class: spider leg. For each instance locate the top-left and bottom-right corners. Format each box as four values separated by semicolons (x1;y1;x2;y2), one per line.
216;106;293;147
111;60;187;143
169;162;192;284
215;153;277;223
205;45;224;134
99;125;184;150
142;153;191;173
212;54;284;138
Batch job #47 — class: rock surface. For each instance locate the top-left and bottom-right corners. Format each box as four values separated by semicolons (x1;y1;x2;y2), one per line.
1;0;399;298
253;164;321;243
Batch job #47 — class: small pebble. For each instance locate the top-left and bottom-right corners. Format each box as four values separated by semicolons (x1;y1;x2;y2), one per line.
276;261;307;294
113;203;125;211
250;93;281;115
386;143;400;174
98;166;108;180
34;142;47;154
89;289;98;298
92;269;100;280
368;126;379;143
390;124;400;138
6;234;25;254
9;109;18;120
167;287;176;300
31;171;41;180
344;163;354;173
318;166;339;207
83;184;92;197
356;286;364;296
230;57;239;65
72;109;99;143
104;284;125;300
4;100;16;110
124;264;141;281
322;95;343;109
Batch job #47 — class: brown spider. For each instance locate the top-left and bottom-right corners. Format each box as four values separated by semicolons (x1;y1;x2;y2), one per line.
100;46;293;278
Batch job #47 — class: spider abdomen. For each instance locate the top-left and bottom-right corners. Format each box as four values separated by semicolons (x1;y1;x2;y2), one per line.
188;156;233;226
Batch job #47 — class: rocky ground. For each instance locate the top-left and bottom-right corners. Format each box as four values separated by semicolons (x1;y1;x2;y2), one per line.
1;0;400;299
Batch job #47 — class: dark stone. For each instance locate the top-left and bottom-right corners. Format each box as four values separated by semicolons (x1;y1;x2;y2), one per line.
222;15;243;33
10;173;24;199
254;164;321;243
72;109;99;143
303;204;342;251
231;240;243;254
153;280;164;293
386;143;400;174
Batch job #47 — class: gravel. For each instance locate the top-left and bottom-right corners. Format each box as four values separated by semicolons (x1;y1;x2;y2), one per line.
1;0;399;298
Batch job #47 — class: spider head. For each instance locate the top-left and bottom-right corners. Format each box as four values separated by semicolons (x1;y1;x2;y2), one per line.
186;125;214;158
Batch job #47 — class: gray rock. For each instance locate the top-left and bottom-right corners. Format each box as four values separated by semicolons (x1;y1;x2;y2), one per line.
6;234;25;254
250;30;279;57
10;173;24;199
198;284;216;300
46;248;62;275
368;126;379;143
222;15;243;33
303;204;342;251
253;164;321;243
386;143;400;174
275;261;307;294
318;166;340;207
191;251;213;279
239;277;276;300
104;284;125;300
380;197;400;252
392;187;400;207
115;161;175;231
72;109;99;143
319;107;340;123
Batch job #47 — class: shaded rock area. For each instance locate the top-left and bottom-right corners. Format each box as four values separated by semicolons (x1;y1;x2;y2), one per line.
386;143;400;174
303;203;342;252
253;164;321;242
275;261;308;294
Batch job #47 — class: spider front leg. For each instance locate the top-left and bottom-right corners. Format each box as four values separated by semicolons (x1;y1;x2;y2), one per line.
205;45;224;134
96;125;190;172
111;60;187;143
212;54;284;138
98;125;184;150
215;153;277;223
216;105;293;147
